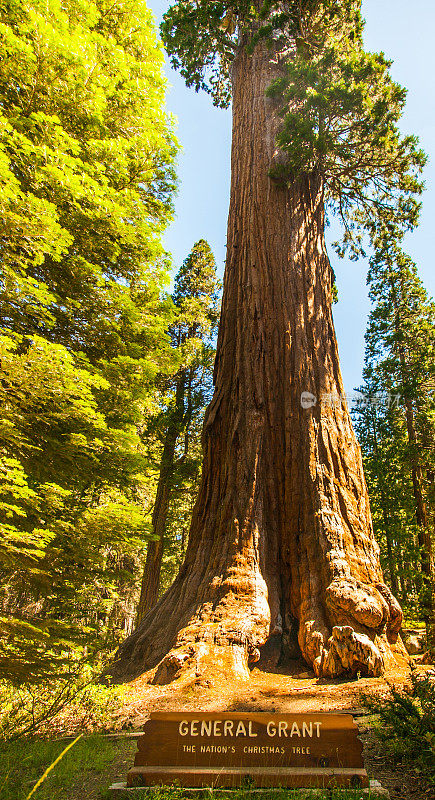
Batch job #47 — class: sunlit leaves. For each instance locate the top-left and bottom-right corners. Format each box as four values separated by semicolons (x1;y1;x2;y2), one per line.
0;0;179;682
0;0;178;338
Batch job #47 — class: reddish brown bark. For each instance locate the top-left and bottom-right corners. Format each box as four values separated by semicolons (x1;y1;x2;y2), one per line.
107;41;406;685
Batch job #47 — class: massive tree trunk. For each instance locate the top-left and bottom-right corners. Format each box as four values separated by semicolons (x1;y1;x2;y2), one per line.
107;41;406;685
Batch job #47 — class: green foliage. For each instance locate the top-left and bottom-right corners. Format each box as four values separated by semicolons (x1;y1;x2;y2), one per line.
161;239;221;590
270;45;424;244
162;1;425;251
0;665;125;741
143;239;220;480
361;671;435;783
172;239;221;346
140;241;221;601
0;0;180;684
0;0;177;339
161;0;243;108
353;393;421;613
159;414;203;591
364;231;435;414
353;222;435;621
161;0;341;108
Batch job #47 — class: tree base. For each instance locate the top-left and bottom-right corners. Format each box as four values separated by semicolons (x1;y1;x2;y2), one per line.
105;554;408;686
147;631;408;687
106;600;408;689
151;641;251;686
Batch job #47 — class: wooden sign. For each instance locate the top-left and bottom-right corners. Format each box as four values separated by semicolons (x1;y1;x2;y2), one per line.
127;712;368;789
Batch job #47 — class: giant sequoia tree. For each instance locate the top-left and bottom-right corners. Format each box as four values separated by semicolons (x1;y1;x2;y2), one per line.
109;0;426;683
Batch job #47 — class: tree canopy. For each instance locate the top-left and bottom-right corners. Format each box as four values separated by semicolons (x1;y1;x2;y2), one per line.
354;224;435;644
162;0;425;250
0;0;179;682
1;0;177;345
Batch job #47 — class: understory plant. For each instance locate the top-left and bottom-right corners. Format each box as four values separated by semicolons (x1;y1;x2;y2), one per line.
361;670;435;782
0;662;126;741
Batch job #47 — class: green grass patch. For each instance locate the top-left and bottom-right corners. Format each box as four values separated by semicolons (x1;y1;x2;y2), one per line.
0;737;377;800
0;734;134;800
101;789;376;800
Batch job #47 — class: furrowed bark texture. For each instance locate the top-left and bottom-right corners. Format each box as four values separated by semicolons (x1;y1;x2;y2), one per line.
108;43;406;684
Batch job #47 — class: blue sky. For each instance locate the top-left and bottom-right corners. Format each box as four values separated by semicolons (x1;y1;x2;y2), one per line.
149;0;435;391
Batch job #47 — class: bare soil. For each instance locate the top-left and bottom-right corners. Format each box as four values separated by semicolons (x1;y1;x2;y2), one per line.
116;659;412;725
104;659;435;800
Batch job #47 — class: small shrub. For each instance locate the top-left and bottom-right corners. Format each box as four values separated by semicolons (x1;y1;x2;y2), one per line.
53;681;126;735
0;664;125;740
361;670;435;783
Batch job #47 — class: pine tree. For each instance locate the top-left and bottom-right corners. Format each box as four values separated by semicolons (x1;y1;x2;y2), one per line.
355;226;435;652
353;375;421;611
109;0;424;684
137;240;220;621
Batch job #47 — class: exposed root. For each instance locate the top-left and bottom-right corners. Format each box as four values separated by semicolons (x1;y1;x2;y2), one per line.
375;582;403;641
152;641;251;686
105;576;407;686
297;578;407;679
325;578;391;631
322;625;384;678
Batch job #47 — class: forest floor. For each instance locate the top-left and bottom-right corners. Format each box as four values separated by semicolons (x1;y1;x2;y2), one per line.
2;661;434;800
117;659;412;722
107;658;435;800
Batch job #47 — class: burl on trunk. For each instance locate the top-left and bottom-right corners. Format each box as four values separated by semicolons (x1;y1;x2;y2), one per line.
108;42;406;685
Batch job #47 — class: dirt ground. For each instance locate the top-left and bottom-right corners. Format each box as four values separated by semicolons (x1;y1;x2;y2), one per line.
361;724;434;800
117;658;419;722
107;658;435;800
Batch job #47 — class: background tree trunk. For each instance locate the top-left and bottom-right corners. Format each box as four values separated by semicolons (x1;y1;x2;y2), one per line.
107;42;406;685
389;271;435;652
402;395;435;652
136;376;185;623
136;462;172;623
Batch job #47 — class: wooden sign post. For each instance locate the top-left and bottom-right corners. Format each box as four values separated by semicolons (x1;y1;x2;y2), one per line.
126;712;369;789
